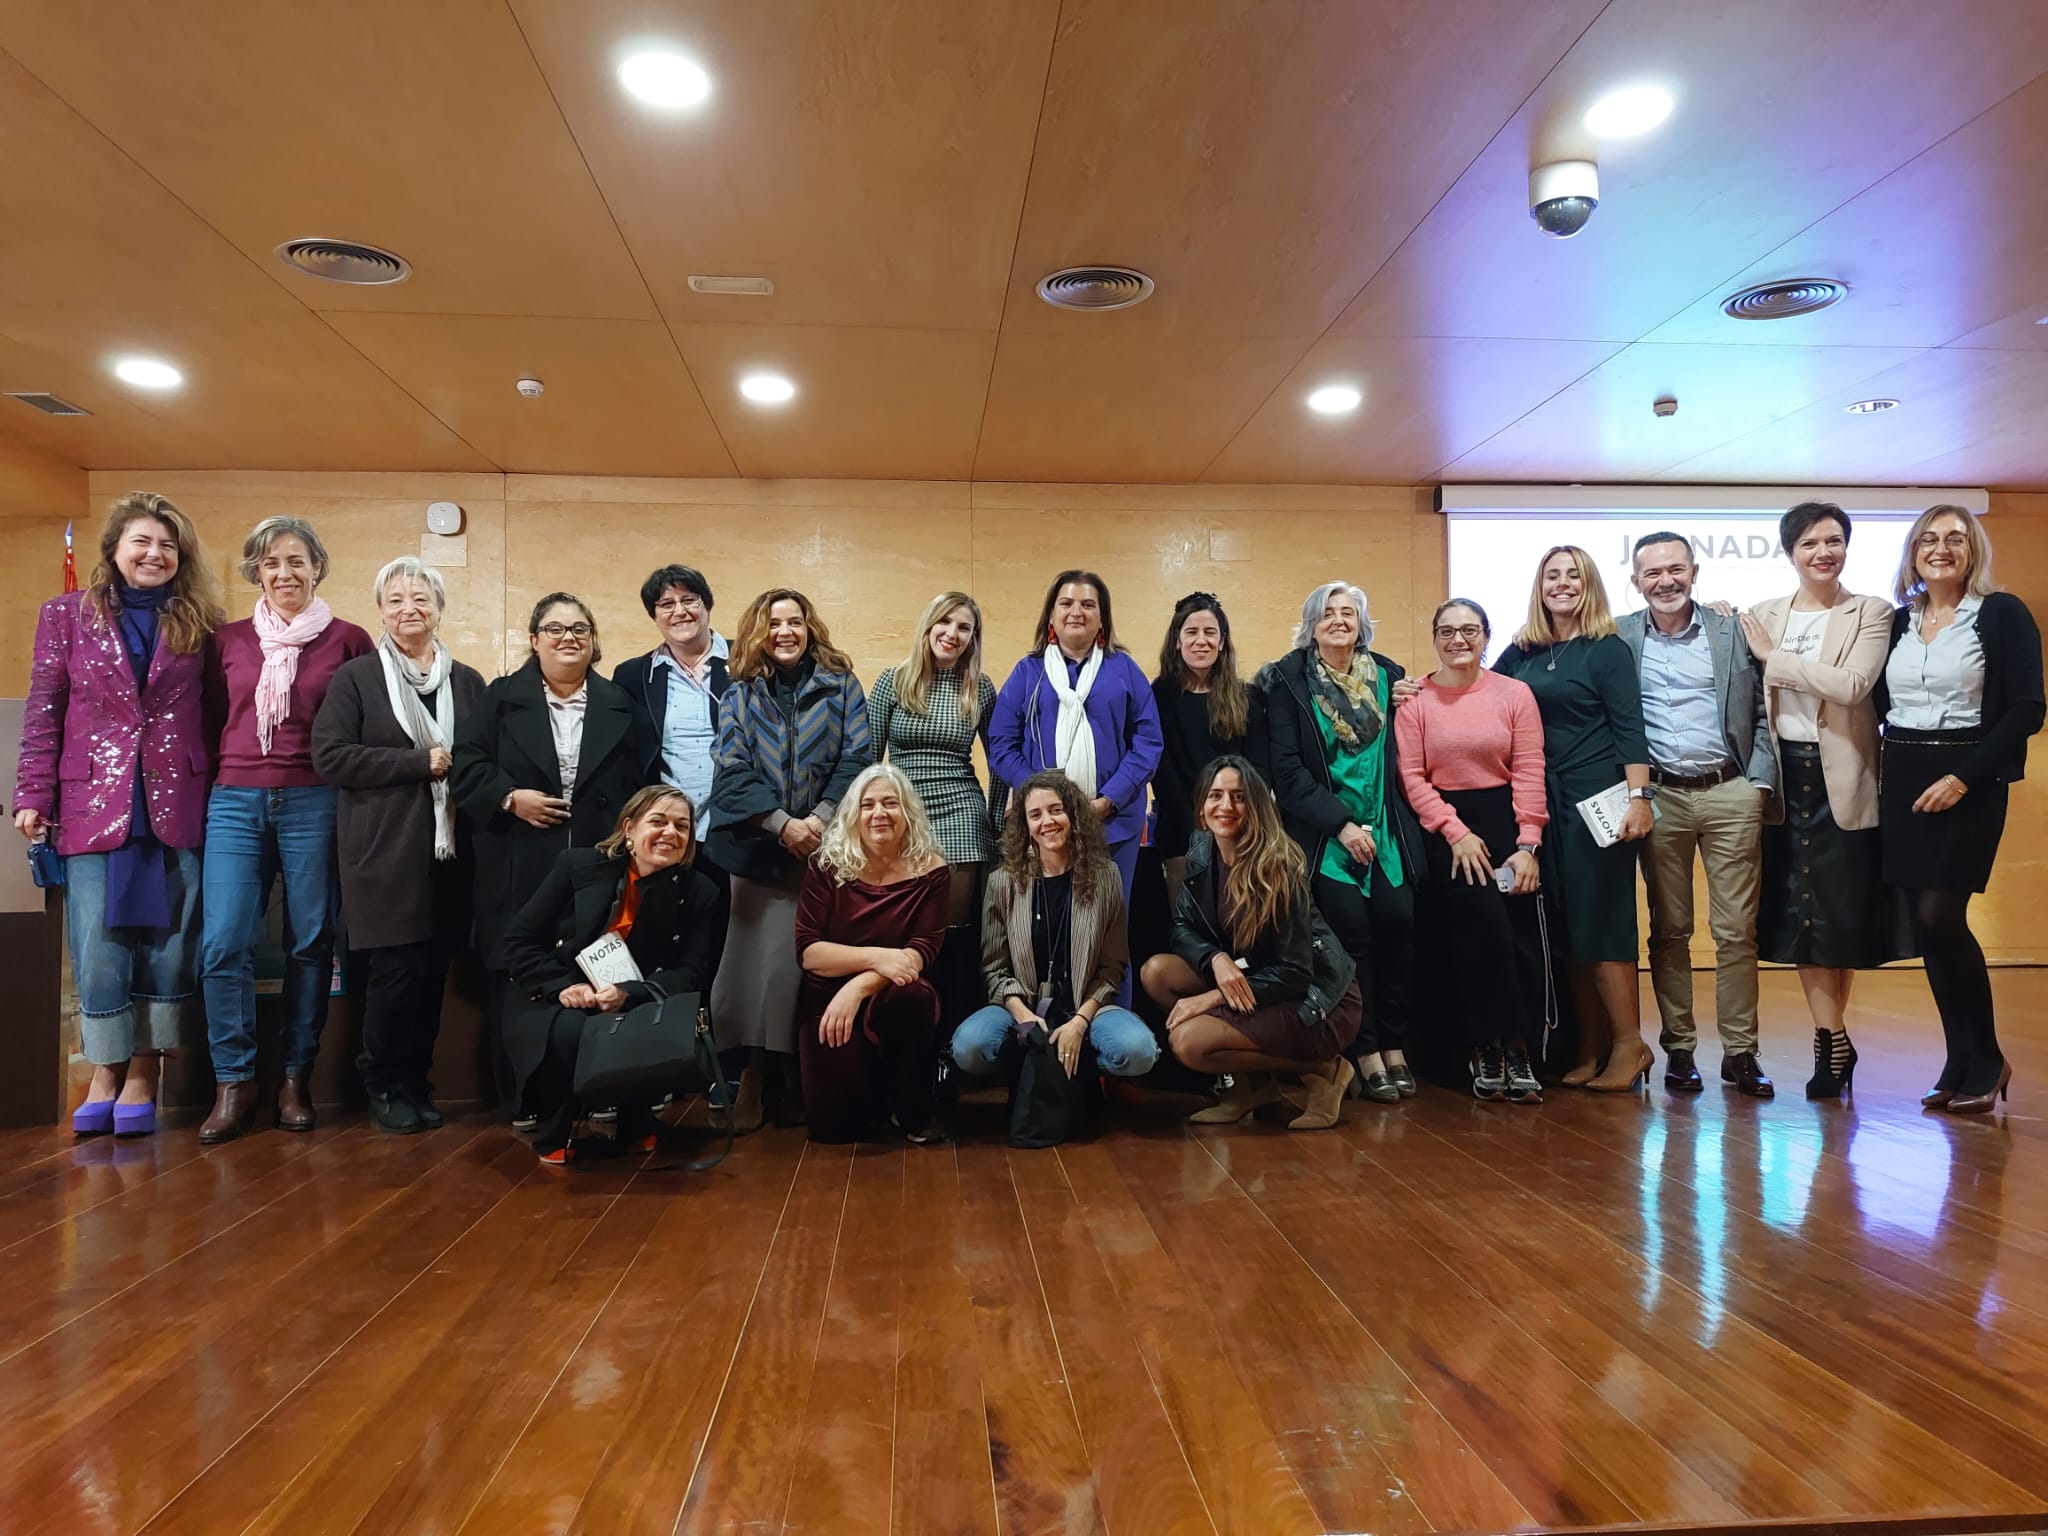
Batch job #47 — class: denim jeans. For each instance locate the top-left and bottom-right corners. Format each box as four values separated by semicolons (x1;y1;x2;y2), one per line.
200;785;339;1082
64;847;203;1066
950;1004;1159;1078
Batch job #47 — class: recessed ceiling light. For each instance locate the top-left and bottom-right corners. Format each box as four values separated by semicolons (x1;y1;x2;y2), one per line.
739;372;796;405
1306;384;1362;415
1584;85;1674;139
2035;313;2048;325
1844;398;1899;414
111;357;183;390
618;50;712;109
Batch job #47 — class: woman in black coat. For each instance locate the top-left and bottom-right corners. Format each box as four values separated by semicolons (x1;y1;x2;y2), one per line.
1150;591;1268;908
311;557;485;1133
1263;580;1424;1101
501;785;726;1163
451;592;657;1113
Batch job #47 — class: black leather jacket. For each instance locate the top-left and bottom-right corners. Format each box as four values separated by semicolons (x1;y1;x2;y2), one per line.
1172;831;1356;1027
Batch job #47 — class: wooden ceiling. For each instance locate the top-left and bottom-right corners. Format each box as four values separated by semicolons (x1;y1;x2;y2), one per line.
0;0;2044;489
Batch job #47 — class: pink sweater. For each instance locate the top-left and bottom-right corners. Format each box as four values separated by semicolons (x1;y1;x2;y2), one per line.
1394;668;1549;847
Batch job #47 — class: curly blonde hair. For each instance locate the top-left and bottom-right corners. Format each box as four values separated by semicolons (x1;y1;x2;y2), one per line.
816;763;944;884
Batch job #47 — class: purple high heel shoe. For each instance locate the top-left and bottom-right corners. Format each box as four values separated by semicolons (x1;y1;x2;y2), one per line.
113;1101;157;1137
71;1098;117;1136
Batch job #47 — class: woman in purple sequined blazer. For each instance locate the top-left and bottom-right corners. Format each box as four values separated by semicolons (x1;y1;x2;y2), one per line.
14;493;224;1136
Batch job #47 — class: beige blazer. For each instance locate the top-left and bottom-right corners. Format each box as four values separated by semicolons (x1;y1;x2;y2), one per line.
1750;589;1893;831
980;865;1127;1014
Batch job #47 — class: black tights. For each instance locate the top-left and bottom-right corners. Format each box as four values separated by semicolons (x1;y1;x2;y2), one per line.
1910;888;2002;1094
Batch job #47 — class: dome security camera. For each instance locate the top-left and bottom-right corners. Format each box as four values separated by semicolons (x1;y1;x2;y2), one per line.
1529;160;1599;238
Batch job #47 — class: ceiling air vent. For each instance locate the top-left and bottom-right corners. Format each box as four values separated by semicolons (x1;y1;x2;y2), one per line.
1036;265;1156;312
4;391;91;416
1720;278;1848;320
275;238;412;286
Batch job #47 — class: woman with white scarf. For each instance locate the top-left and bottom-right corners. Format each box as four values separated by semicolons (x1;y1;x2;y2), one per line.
198;516;373;1142
313;557;485;1134
989;569;1163;1008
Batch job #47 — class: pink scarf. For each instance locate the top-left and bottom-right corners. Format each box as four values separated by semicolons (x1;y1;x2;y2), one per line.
253;595;334;755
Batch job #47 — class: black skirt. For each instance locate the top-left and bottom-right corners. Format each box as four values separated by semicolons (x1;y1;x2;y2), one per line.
1880;729;2011;894
1759;742;1913;967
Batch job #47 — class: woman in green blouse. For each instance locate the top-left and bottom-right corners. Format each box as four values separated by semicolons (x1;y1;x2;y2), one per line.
1493;546;1654;1091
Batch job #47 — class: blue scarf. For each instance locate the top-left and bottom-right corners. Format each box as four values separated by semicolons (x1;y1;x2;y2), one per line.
105;580;173;928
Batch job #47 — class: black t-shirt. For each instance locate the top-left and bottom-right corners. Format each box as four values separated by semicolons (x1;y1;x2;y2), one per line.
1031;871;1076;1023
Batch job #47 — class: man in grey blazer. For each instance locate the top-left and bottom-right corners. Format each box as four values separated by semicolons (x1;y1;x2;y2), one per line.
1619;532;1782;1096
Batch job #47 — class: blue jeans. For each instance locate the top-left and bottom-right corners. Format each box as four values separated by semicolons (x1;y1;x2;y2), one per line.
951;1004;1159;1077
200;786;339;1082
64;847;203;1066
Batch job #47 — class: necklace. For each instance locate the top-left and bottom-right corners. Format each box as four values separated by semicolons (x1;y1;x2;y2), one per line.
1547;635;1579;671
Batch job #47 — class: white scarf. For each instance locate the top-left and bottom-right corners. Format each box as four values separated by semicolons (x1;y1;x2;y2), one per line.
253;595;335;755
1042;645;1103;797
378;634;458;860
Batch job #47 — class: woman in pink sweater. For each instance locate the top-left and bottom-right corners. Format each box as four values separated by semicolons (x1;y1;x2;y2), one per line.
1395;599;1553;1103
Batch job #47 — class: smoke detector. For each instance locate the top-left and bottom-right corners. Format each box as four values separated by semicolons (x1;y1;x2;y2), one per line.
1720;278;1848;320
276;238;412;286
1036;266;1155;311
515;378;545;398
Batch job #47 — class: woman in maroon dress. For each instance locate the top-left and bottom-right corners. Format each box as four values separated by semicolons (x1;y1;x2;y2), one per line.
795;762;950;1142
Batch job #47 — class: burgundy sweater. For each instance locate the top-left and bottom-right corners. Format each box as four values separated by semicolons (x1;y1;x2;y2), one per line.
211;616;374;788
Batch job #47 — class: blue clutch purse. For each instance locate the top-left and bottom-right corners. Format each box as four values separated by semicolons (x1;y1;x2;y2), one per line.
27;833;64;889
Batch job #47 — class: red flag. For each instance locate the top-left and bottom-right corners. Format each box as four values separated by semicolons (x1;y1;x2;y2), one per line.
63;521;77;594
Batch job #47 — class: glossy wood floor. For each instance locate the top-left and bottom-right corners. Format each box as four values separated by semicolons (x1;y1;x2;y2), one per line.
8;971;2048;1536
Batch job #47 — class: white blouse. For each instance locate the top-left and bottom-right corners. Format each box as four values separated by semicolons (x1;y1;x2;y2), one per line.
1772;607;1832;743
547;682;589;803
1884;596;1985;730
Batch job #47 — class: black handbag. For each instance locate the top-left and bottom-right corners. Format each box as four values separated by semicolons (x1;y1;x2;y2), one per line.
573;983;734;1171
1006;1023;1095;1149
27;832;63;889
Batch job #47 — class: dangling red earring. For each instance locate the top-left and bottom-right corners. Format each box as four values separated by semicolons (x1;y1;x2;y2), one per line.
1047;623;1058;646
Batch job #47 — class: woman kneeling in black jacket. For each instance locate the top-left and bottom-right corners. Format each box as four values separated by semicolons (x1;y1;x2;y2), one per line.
1139;756;1362;1130
502;785;727;1163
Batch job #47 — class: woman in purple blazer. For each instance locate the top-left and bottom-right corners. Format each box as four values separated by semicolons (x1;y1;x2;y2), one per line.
14;493;224;1136
988;569;1163;1006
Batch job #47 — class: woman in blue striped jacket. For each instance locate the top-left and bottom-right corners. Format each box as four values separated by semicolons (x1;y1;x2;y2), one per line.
704;589;874;1130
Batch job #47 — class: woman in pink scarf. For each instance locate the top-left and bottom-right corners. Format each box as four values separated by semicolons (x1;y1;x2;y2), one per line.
197;516;372;1143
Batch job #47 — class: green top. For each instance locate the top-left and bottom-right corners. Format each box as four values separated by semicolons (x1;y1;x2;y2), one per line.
1314;667;1403;891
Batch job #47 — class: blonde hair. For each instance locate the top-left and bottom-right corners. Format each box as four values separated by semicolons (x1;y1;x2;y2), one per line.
598;785;697;861
1894;504;1995;607
892;591;983;720
81;492;225;655
1513;545;1618;648
729;588;854;682
816;763;943;884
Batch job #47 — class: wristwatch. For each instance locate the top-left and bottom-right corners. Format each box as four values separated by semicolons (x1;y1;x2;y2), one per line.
1516;842;1540;857
1626;785;1656;801
501;790;517;812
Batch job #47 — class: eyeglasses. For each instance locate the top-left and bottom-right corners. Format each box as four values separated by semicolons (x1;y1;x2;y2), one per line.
1434;624;1484;641
654;594;704;614
1914;532;1970;551
537;622;594;640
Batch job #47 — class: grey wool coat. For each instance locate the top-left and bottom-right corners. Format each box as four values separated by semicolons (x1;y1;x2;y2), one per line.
312;650;487;950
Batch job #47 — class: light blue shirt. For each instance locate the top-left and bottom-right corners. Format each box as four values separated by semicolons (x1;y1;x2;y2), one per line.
1638;608;1731;774
651;631;729;836
1885;595;1985;730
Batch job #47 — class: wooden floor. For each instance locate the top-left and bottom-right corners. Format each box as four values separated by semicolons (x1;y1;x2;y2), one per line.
7;972;2048;1536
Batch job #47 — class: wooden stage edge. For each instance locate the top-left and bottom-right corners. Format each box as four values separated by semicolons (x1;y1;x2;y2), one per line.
8;968;2048;1536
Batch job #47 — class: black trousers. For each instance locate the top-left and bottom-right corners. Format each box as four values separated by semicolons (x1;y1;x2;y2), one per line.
1910;889;2003;1094
1423;786;1550;1051
1312;864;1414;1057
528;1006;659;1152
357;940;451;1098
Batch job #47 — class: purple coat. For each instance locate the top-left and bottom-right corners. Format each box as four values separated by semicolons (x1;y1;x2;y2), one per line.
988;648;1163;846
15;592;216;856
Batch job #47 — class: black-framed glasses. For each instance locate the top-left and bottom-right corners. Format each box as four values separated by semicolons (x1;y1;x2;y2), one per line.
537;622;594;640
1434;624;1484;641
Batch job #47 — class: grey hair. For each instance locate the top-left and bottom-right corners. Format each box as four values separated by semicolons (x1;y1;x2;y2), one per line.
372;555;447;612
237;515;330;587
1292;581;1375;651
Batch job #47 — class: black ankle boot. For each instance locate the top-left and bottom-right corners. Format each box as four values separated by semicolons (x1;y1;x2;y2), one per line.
1805;1027;1858;1100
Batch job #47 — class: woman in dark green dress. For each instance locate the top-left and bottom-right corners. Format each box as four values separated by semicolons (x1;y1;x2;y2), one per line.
1493;545;1654;1092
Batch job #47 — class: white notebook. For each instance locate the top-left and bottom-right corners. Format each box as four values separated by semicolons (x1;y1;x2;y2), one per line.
1574;781;1634;849
575;931;644;988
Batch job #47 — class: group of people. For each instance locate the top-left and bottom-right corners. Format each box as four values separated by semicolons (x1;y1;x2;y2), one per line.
14;493;2039;1161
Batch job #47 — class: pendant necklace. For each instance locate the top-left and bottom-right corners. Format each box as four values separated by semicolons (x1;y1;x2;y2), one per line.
1547;635;1578;672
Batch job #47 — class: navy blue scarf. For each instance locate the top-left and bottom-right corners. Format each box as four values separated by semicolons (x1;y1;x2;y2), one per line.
105;581;173;928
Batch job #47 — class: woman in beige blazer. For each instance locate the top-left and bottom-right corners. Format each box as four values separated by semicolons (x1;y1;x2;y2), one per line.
1741;501;1911;1100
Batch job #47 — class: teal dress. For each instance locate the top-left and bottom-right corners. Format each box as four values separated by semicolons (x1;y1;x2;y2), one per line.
1493;634;1645;963
1312;670;1404;893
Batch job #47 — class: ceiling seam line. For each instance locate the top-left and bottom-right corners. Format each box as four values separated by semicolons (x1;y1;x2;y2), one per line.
0;44;503;473
500;0;740;477
968;0;1066;484
1190;0;1619;483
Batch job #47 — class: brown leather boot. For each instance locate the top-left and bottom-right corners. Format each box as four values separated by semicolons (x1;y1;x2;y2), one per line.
198;1081;259;1144
277;1073;317;1132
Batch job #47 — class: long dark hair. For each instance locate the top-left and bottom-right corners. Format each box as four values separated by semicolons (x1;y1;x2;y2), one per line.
1157;591;1249;738
998;769;1113;907
1028;569;1123;658
1195;755;1305;952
